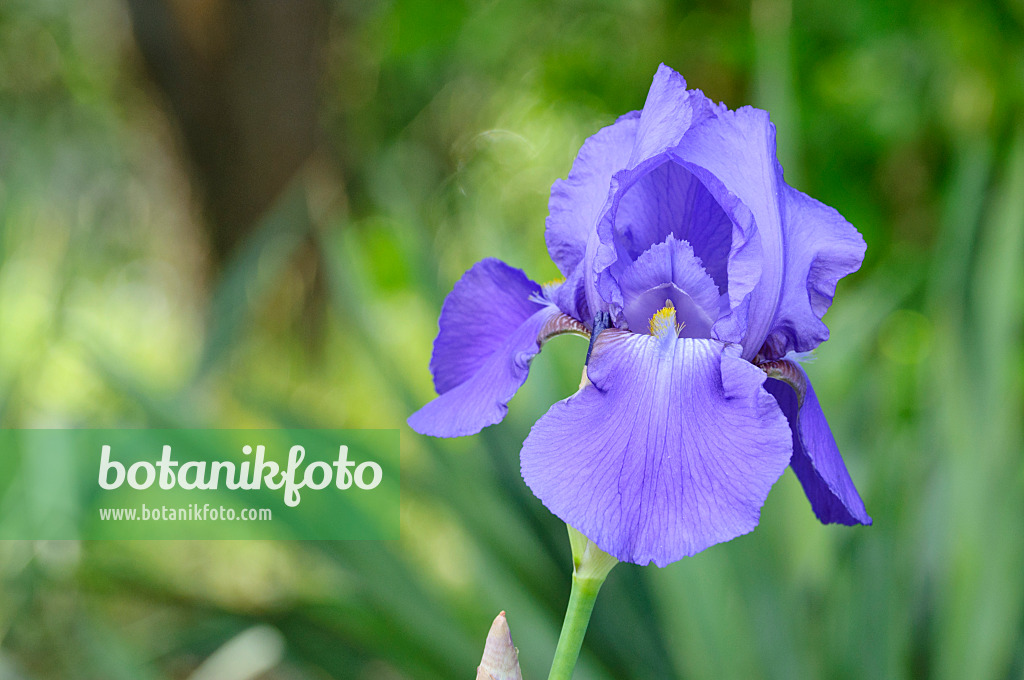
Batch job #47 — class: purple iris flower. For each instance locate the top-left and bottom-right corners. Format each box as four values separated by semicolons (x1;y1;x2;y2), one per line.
409;65;870;567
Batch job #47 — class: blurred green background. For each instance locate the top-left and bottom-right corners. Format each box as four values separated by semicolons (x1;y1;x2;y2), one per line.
1;0;1023;678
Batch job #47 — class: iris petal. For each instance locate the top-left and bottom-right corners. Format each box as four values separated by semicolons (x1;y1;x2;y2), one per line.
761;186;867;358
671;106;784;359
670;105;865;361
604;161;733;293
763;360;872;525
628;64;714;168
581;67;719;322
520;331;793;566
545;112;639;278
408;259;583;438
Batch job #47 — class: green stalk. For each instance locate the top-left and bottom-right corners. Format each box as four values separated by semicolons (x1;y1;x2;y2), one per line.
546;571;605;680
546;525;619;680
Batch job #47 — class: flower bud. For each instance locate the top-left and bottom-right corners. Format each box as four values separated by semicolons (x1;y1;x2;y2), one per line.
476;611;522;680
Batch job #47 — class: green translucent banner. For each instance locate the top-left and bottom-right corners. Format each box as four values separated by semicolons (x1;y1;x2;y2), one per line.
0;429;399;540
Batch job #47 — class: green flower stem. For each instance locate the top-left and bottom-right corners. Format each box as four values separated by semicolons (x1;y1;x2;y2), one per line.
547;525;618;680
546;571;606;680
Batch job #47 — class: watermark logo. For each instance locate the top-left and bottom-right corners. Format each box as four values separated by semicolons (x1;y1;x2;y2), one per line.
0;429;399;540
98;444;383;505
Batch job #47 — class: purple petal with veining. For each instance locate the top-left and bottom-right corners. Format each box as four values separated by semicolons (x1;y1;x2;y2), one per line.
671;105;785;359
409;259;581;438
521;332;792;566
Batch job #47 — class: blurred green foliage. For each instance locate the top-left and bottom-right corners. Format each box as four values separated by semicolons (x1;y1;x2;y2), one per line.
1;0;1023;678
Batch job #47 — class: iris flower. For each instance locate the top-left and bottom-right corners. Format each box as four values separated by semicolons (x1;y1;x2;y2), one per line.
409;64;870;567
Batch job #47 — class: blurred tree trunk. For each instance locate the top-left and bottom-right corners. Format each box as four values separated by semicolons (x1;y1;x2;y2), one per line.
125;0;328;265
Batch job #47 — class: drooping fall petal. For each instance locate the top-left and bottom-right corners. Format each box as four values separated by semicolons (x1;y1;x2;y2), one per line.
409;259;582;438
762;359;872;525
521;331;792;566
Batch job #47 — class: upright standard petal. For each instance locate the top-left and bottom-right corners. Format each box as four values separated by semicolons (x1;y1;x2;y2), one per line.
408;259;584;438
602;161;733;292
671;105;784;359
578;68;719;321
762;359;871;525
627;64;714;169
760;186;866;358
545;112;639;278
521;331;792;566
